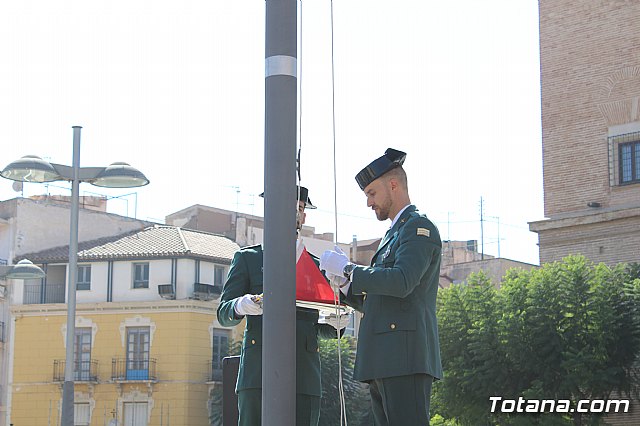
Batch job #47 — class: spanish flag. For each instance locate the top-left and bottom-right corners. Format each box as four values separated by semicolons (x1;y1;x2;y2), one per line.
296;243;339;305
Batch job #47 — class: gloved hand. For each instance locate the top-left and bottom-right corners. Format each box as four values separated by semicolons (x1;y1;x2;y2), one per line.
320;245;349;277
326;272;348;293
318;311;352;330
234;294;264;316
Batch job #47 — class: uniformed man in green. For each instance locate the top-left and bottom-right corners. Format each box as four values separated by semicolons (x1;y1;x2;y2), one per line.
217;186;348;426
320;148;443;426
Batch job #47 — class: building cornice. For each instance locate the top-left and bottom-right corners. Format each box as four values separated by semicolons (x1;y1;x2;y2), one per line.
529;205;640;232
10;299;219;317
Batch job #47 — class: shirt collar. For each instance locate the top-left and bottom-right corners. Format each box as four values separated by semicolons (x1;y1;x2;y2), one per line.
389;204;411;229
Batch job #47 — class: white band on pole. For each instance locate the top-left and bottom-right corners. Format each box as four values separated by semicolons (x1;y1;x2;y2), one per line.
265;55;297;78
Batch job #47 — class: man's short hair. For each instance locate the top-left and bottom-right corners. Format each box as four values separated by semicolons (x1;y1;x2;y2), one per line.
384;166;408;189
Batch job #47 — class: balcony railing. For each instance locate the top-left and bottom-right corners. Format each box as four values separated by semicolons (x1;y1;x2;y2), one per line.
157;284;175;300
111;358;157;382
53;359;99;382
194;283;221;301
23;282;65;304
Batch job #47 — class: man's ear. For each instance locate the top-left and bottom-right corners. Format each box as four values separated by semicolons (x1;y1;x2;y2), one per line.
388;177;399;191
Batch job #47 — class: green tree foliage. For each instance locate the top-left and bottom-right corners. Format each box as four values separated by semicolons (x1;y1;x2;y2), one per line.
434;271;505;424
319;336;372;425
433;255;640;426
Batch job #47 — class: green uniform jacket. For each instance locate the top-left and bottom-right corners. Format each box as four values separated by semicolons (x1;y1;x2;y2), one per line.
343;205;443;382
216;244;337;396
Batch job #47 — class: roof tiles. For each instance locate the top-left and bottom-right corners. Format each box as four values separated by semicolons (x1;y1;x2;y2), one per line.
18;225;239;264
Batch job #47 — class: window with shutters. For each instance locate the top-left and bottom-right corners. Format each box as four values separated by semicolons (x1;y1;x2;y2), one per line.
608;131;640;186
123;402;148;426
74;328;92;381
126;327;150;380
77;265;91;290
132;263;149;289
211;329;230;381
74;402;90;426
619;140;640;184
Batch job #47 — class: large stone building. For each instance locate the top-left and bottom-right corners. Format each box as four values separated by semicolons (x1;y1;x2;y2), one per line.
529;1;640;266
531;3;640;425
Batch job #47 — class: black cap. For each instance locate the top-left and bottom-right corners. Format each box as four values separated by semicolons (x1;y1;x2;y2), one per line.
259;185;317;209
355;148;407;190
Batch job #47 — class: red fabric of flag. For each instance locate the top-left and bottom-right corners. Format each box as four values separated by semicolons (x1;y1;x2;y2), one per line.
296;247;339;304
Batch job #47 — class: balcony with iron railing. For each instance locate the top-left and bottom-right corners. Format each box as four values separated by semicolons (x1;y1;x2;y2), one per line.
111;358;157;382
194;282;222;300
157;284;175;300
53;359;99;382
24;282;65;304
158;282;222;301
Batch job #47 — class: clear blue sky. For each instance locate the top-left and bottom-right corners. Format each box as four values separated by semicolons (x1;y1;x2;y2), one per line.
0;0;543;265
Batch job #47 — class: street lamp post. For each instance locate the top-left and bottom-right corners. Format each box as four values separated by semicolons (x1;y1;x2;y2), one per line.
1;126;149;426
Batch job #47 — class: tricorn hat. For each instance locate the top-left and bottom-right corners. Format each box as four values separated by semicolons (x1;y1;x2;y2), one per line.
259;185;317;209
355;148;407;190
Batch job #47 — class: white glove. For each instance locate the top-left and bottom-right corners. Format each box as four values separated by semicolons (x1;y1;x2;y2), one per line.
319;312;352;330
234;294;263;316
320;245;349;277
326;272;349;294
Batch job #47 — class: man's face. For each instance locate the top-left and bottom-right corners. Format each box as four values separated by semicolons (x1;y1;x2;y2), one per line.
296;200;307;231
364;178;392;221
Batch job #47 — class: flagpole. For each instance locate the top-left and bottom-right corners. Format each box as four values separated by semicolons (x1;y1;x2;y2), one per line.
263;0;298;424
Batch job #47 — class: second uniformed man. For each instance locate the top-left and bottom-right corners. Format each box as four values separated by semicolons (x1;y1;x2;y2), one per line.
217;186;348;426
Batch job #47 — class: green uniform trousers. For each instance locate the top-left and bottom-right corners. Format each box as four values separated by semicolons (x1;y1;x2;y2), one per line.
237;389;320;426
369;374;434;426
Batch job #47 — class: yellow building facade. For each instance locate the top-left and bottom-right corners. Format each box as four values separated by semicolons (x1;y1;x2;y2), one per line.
10;300;243;426
7;225;242;425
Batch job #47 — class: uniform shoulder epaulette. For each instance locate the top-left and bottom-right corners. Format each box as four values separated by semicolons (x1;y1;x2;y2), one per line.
406;212;438;232
407;210;429;221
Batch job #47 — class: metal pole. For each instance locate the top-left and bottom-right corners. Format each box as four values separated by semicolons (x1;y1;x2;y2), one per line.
480;196;484;260
263;0;297;425
61;125;82;425
352;235;358;262
497;216;501;258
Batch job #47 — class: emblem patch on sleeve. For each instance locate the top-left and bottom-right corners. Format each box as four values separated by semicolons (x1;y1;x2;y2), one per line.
416;227;430;237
